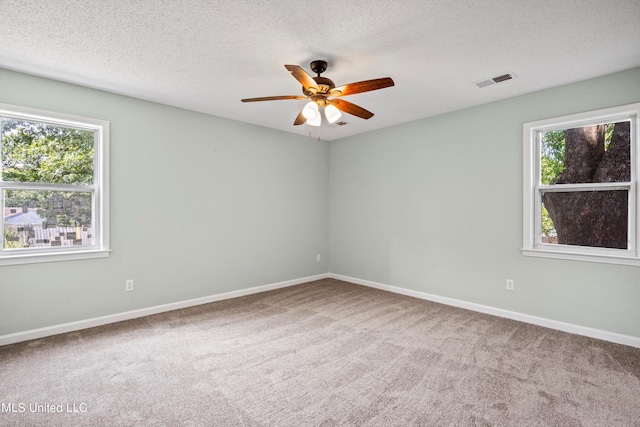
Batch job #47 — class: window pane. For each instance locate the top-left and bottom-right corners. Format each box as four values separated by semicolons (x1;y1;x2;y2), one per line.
541;121;630;185
3;189;94;249
1;118;94;185
541;190;628;249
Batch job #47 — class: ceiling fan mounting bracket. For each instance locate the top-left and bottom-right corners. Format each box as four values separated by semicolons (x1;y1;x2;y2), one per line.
310;60;328;76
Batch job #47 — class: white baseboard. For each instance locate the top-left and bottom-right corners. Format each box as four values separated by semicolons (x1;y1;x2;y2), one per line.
4;272;638;349
329;273;640;349
0;273;330;346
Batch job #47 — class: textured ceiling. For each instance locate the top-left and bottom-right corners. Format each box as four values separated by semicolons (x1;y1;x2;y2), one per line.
1;0;639;141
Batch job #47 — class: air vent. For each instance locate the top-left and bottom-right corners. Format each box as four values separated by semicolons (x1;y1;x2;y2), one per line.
492;73;513;83
474;72;517;88
474;79;495;88
335;121;348;126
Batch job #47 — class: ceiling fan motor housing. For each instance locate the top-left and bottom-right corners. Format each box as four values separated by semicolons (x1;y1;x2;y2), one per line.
303;76;335;97
303;61;335;95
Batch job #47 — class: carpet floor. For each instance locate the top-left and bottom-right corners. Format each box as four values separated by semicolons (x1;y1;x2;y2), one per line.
1;278;639;426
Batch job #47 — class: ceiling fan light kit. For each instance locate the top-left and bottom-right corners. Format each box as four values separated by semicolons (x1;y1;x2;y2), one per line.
241;60;394;128
301;101;342;127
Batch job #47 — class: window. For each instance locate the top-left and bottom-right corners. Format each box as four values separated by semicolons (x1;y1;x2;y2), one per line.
522;102;639;265
0;103;109;265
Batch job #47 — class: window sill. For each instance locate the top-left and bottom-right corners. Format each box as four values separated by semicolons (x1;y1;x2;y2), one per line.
0;249;111;266
522;248;640;266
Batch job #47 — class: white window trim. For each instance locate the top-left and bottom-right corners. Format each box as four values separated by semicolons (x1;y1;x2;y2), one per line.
0;103;110;266
522;102;640;266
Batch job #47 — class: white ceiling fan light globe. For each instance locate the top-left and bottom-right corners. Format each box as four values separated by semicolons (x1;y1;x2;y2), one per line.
302;101;319;120
302;101;321;126
324;104;342;123
307;113;321;126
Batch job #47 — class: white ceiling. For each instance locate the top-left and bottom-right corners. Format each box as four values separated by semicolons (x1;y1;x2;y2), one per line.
1;0;639;141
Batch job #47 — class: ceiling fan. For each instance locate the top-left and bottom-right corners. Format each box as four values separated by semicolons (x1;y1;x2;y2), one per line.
241;60;394;126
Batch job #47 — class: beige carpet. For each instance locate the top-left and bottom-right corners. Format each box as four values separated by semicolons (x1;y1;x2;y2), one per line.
1;279;639;426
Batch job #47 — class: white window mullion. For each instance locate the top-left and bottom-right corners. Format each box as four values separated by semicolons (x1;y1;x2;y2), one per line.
632;113;639;256
538;182;631;193
0;188;4;255
534;187;542;248
1;181;97;193
628;183;637;254
522;126;538;250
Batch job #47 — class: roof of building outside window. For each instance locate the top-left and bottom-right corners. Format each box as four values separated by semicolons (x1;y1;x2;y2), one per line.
4;211;44;225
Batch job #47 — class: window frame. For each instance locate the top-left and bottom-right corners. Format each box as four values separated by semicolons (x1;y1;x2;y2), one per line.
0;103;109;266
522;102;640;266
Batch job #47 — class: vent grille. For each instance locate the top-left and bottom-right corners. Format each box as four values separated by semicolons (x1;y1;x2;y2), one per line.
492;73;513;83
475;79;495;88
474;72;516;88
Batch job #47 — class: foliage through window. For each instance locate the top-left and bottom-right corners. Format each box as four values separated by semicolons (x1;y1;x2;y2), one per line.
523;103;639;265
0;104;109;265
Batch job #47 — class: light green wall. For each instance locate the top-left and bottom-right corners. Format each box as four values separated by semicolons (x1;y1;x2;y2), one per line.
0;69;329;335
2;67;639;340
329;67;640;338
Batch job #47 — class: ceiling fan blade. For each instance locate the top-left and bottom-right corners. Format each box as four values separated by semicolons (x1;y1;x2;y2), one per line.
241;95;307;102
293;109;307;126
331;77;394;97
328;99;374;119
285;65;319;91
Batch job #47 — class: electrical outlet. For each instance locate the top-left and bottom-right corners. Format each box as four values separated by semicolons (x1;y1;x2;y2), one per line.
506;279;514;291
125;279;134;291
316;254;321;262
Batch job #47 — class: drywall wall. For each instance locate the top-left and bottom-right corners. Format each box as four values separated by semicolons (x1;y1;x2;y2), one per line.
2;66;639;342
329;67;640;339
0;69;329;336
